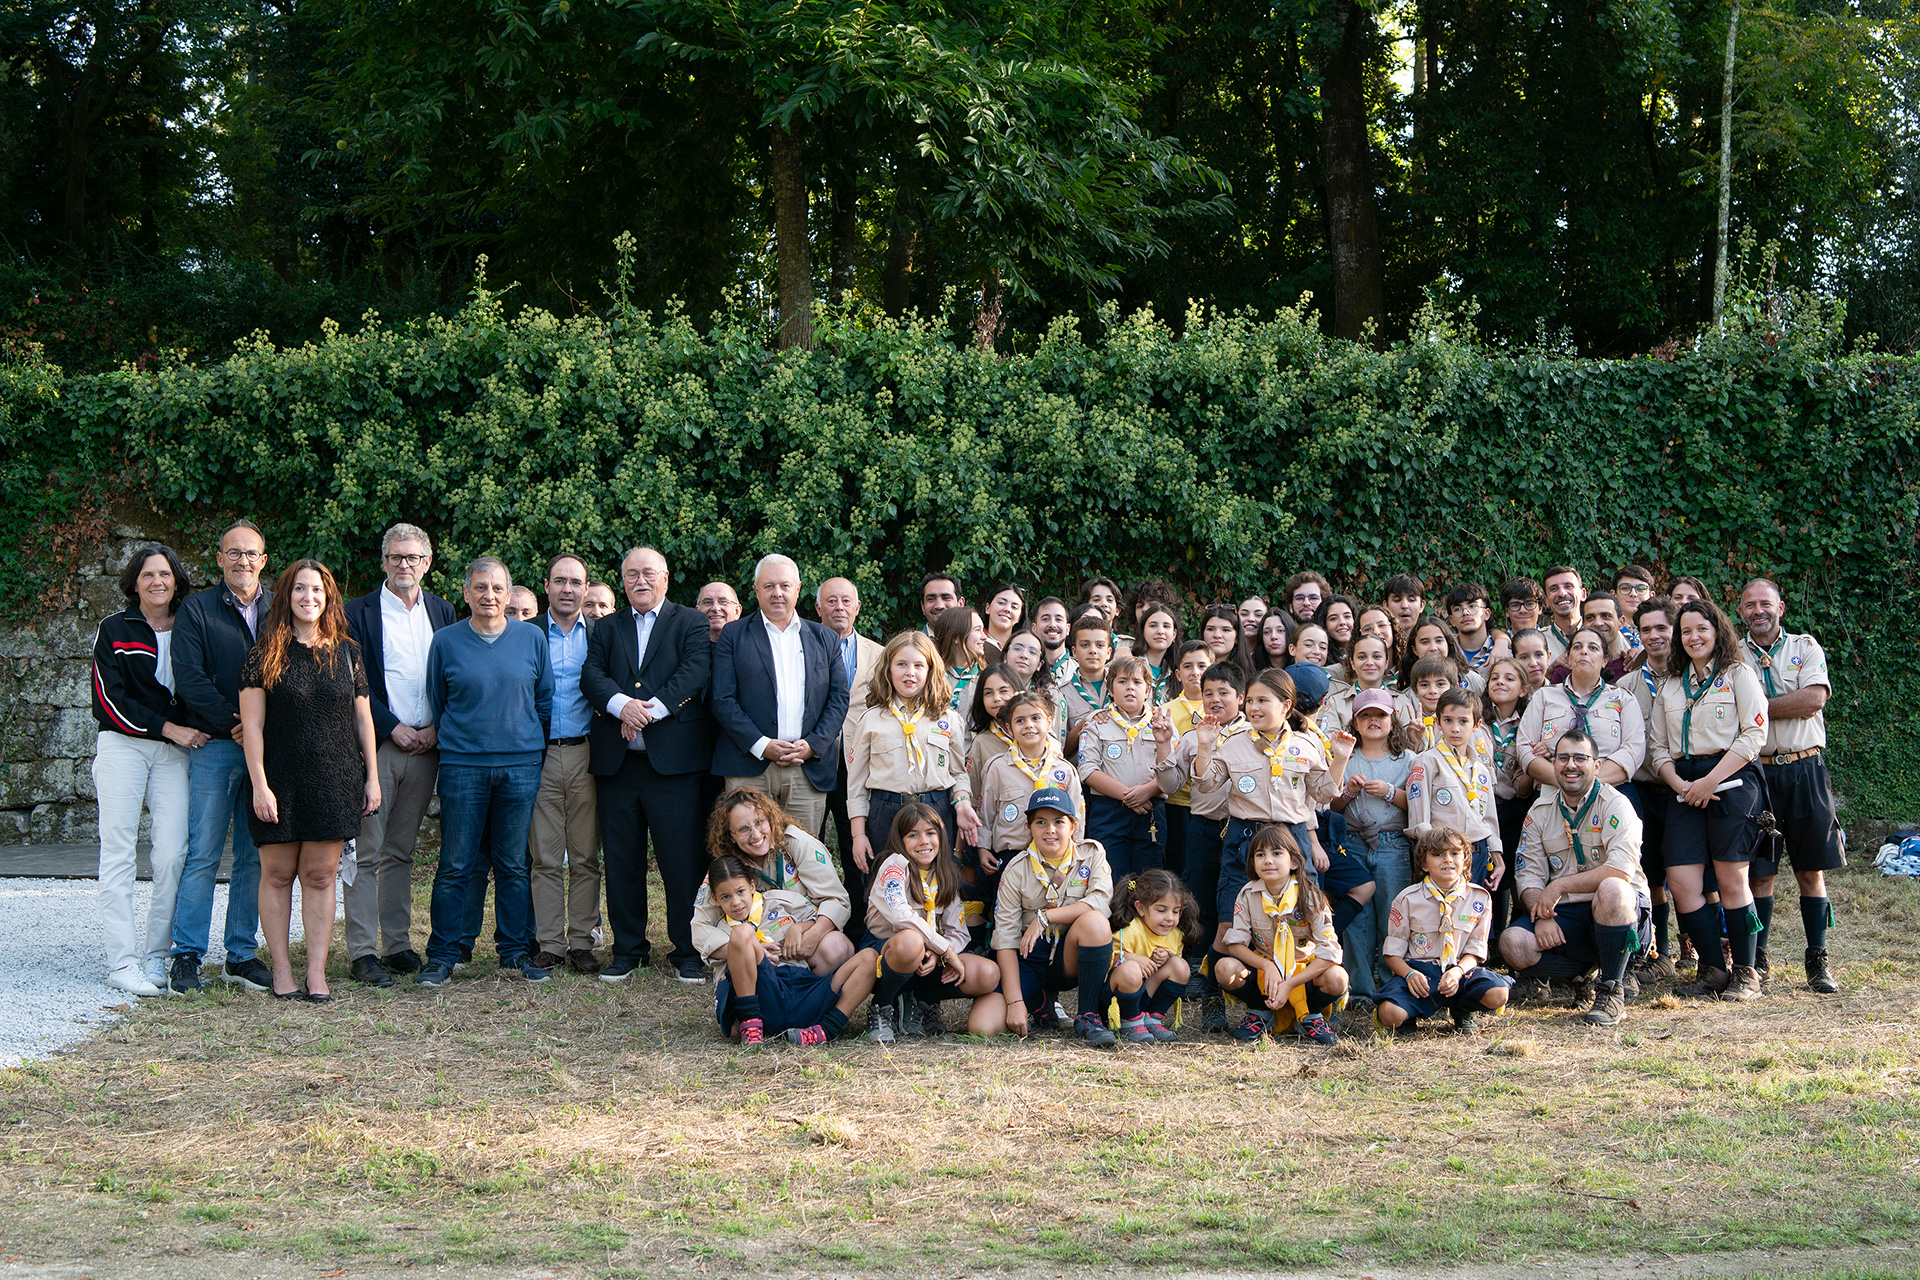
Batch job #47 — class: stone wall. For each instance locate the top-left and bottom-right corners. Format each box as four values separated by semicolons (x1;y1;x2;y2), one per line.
0;532;145;844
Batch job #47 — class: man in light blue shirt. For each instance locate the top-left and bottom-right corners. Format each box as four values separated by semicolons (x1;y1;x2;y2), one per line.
529;553;603;973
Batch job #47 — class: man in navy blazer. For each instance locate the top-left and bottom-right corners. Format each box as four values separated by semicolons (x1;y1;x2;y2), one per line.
341;523;456;986
580;545;715;983
710;554;850;839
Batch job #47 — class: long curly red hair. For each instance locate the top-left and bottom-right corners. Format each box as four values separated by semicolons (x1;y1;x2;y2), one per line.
256;559;351;688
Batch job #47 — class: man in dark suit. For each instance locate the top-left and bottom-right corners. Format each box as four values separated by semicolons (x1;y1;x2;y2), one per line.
581;545;715;984
342;522;456;986
710;554;850;840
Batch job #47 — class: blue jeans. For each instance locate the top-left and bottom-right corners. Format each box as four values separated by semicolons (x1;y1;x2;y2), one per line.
458;810;510;963
427;761;541;967
1333;833;1380;998
172;738;261;962
1367;830;1412;988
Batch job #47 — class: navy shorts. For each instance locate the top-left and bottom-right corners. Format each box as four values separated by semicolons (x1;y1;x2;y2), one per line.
1638;783;1674;882
1321;833;1376;899
1085;793;1166;881
1761;754;1845;874
1510;896;1653;968
860;929;973;1002
1663;758;1767;867
1014;932;1075;1010
715;957;840;1035
1378;959;1512;1023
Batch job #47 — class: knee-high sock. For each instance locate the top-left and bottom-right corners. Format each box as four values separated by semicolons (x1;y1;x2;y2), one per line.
1650;901;1671;958
1679;905;1723;972
1727;904;1760;969
1331;894;1362;940
1800;896;1832;950
1595;925;1631;984
1145;977;1188;1015
821;1007;849;1038
874;957;915;1007
734;994;762;1024
1752;895;1774;955
1116;986;1143;1020
1077;943;1113;1019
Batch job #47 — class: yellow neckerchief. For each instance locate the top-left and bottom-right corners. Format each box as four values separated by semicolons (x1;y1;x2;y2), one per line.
989;723;1019;754
1258;878;1313;1021
914;866;940;925
1254;725;1294;778
887;698;926;771
1420;875;1469;964
1299;720;1331;757
726;892;771;944
1026;842;1076;920
1007;742;1053;789
1170;694;1203;731
1420;712;1437;750
1438;740;1481;806
1108;702;1151;745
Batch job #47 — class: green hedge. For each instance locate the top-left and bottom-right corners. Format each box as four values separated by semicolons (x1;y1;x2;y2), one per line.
6;259;1919;819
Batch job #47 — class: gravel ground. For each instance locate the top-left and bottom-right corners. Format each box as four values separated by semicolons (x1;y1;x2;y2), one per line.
0;877;329;1068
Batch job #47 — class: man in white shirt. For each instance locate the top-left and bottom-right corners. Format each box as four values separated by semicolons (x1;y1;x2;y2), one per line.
710;555;851;836
343;522;457;986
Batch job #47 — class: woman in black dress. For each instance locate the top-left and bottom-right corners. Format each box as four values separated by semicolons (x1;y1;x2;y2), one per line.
241;559;380;1000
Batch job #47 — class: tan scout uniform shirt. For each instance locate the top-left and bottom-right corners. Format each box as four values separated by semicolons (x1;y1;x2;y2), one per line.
1057;670;1109;737
1382;880;1496;963
865;852;968;954
1223;879;1343;966
1077;706;1160;789
1647;662;1769;775
1514;782;1649;903
730;825;852;928
1743;631;1829;755
690;887;819;971
846;700;973;818
991;838;1114;953
1620;664;1662;782
1192;726;1340;825
1516;679;1646;781
976;748;1083;851
1407;745;1501;850
1488;710;1530;801
1156;730;1232;820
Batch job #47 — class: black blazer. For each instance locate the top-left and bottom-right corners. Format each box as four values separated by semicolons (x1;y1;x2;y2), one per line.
709;611;849;793
344;587;457;739
171;582;275;736
581;600;713;777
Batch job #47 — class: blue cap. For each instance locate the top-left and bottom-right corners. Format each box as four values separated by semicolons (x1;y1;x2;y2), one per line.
1027;786;1077;818
1286;662;1331;713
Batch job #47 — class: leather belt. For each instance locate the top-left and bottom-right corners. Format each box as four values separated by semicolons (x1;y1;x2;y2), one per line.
549;735;587;747
1761;748;1820;766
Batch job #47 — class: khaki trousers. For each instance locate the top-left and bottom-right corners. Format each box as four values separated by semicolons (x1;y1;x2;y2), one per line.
724;762;828;836
530;742;602;953
347;740;438;960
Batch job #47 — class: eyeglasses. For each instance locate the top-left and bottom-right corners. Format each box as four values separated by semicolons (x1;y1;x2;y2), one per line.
221;548;265;562
623;568;667;584
385;553;429;567
1552;753;1595;764
1292;591;1322;605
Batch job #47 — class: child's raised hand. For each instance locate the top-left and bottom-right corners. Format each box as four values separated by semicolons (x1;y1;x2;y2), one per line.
1405;968;1431;999
1329;729;1358;757
1150;707;1173;744
1196;717;1219;750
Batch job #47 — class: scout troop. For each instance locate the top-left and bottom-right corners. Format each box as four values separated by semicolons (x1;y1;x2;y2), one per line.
700;566;1845;1051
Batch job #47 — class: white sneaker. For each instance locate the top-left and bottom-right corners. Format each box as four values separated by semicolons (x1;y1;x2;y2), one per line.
106;966;162;997
141;957;168;987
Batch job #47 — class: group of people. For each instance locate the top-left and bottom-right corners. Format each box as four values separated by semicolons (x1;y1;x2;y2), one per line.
90;529;1845;1048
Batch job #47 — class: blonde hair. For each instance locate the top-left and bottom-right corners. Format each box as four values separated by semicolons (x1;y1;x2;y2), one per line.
866;630;952;713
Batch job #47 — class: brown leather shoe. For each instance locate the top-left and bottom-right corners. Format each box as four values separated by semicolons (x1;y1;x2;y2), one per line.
531;951;566;970
567;949;603;975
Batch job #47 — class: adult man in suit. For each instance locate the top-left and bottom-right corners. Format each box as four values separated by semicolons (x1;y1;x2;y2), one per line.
710;555;851;839
814;577;883;888
342;522;457;986
581;545;714;984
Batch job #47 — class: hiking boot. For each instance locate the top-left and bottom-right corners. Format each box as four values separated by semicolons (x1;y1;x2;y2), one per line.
567;949;602;975
1622;971;1641;1000
1230;1009;1273;1042
897;996;926;1037
866;1002;896;1045
919;1000;946;1035
1754;946;1771;984
1296;1013;1337;1046
1632;954;1678;982
1037;1000;1069;1031
1805;947;1839;994
1202;992;1230;1032
1570;974;1597;1008
1582;979;1626;1026
1676;966;1731;998
530;951;565;971
1118;1014;1156;1044
1073;1012;1117;1047
1509;974;1551;1005
1452;1008;1487;1035
1720;965;1764;1002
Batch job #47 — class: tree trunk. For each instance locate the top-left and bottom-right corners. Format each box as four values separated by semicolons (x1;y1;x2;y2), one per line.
829;160;858;304
1710;0;1739;327
882;185;916;317
1318;0;1386;343
770;125;814;350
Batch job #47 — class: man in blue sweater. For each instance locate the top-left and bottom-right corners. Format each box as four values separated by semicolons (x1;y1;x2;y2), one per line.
416;556;555;988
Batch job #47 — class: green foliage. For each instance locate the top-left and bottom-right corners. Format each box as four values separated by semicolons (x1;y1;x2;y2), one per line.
6;249;1919;810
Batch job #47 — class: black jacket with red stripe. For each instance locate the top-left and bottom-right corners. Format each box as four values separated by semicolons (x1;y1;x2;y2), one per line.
91;607;182;740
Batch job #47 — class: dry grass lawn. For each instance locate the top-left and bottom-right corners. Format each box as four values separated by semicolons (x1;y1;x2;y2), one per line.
3;840;1919;1277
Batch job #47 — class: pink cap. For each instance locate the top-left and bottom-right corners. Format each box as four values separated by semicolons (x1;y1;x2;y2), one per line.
1352;689;1397;717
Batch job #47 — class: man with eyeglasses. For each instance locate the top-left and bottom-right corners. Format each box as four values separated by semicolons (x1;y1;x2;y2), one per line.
165;519;276;995
1283;571;1329;625
582;546;715;984
1500;728;1652;1027
1611;565;1655;650
343;522;456;986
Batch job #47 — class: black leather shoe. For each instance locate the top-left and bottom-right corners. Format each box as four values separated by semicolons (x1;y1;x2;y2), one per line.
380;949;423;975
351;956;394;988
599;957;641;983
